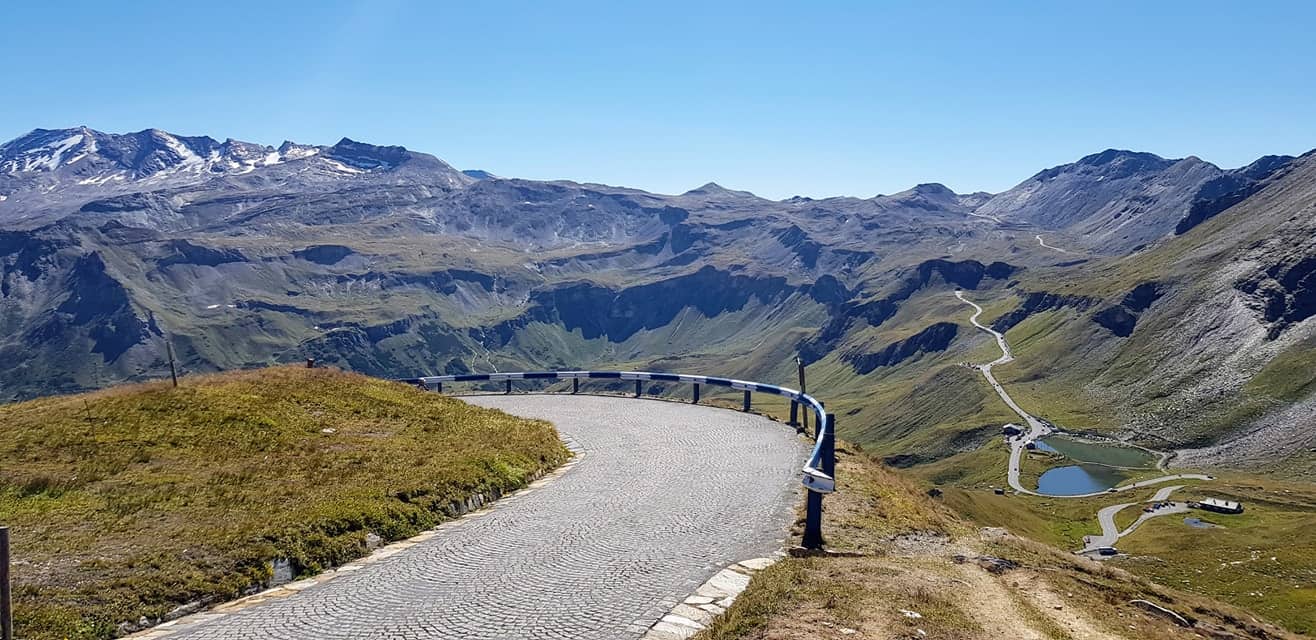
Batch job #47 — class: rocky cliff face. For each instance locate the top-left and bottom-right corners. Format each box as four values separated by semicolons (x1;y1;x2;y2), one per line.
977;150;1243;254
799;259;1017;364
846;322;959;373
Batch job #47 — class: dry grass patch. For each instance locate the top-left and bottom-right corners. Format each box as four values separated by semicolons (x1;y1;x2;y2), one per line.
697;444;1303;640
0;366;570;640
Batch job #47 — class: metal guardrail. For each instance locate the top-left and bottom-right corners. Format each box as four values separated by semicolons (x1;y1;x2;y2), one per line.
400;370;837;549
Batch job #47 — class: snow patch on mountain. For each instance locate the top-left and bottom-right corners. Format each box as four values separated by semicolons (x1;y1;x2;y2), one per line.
2;132;90;172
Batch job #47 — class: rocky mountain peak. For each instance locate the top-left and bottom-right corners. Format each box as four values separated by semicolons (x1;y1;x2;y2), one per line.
886;182;964;210
1;127;101;173
1074;148;1175;172
910;182;956;196
1238;154;1296;179
326;138;411;169
681;182;758;199
686;181;730;193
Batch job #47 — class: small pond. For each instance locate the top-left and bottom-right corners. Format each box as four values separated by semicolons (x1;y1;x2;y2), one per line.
1035;435;1158;468
1035;464;1128;496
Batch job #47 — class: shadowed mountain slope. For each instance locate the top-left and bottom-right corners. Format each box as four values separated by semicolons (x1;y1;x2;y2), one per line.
2;127;1315;482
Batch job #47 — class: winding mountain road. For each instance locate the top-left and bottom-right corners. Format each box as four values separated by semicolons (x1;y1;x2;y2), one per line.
955;291;1210;498
152;395;806;640
955;290;1052;495
1080;486;1190;554
1035;234;1071;254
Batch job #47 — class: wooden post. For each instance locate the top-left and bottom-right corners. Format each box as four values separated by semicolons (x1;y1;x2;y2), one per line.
504;379;512;395
165;339;179;387
1;526;12;640
742;389;751;412
634;379;642;398
572;378;579;394
436;381;443;393
306;358;316;369
692;383;700;404
788;400;799;427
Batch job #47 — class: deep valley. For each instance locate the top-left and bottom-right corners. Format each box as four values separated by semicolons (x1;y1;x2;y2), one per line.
4;126;1316;634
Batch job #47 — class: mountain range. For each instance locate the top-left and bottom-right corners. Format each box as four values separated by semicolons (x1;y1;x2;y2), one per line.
2;126;1314;478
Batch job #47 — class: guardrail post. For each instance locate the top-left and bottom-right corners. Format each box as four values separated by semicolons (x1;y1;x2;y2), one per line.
692;383;700;404
802;415;827;550
435;381;443;393
788;400;799;427
504;379;512;395
742;389;751;412
797;357;808;434
2;526;12;640
572;378;579;394
801;413;836;550
634;379;642;398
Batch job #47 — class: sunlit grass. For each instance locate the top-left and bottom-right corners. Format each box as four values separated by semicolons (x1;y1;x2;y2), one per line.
0;366;570;640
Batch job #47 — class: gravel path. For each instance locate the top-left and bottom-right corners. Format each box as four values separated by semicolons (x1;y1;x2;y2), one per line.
161;395;806;640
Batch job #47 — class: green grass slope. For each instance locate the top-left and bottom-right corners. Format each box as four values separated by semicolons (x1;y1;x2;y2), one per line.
0;366;570;640
695;444;1301;640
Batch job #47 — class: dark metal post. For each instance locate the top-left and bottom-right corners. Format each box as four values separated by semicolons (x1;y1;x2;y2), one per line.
802;414;835;550
742;389;751;412
788;400;799;427
306;358;315;369
1;526;11;640
436;381;443;393
166;339;179;387
505;379;512;395
802;441;824;547
634;379;642;398
797;356;807;434
692;383;700;404
572;378;579;394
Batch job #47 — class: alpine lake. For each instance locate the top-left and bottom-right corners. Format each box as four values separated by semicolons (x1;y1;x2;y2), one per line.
1034;435;1160;496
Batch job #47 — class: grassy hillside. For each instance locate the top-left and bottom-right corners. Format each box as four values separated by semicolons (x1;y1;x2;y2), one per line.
0;366;570;640
696;445;1304;640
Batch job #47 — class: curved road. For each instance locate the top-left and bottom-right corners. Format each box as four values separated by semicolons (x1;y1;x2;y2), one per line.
955;291;1210;498
955;290;1052;495
1080;486;1190;554
1035;234;1071;254
161;395;806;640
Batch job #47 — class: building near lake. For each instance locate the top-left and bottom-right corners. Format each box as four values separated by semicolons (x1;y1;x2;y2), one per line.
1194;498;1243;514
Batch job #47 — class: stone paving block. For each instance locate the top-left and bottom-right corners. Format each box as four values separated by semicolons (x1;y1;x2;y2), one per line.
670;604;715;625
737;556;777;571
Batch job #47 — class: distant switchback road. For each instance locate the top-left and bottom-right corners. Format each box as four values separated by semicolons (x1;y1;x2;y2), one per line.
153;395;805;640
955;291;1210;499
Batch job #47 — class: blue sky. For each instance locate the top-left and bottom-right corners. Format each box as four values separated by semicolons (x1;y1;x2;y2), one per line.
4;0;1313;199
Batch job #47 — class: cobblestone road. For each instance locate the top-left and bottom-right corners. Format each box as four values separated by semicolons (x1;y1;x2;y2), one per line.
167;395;805;639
